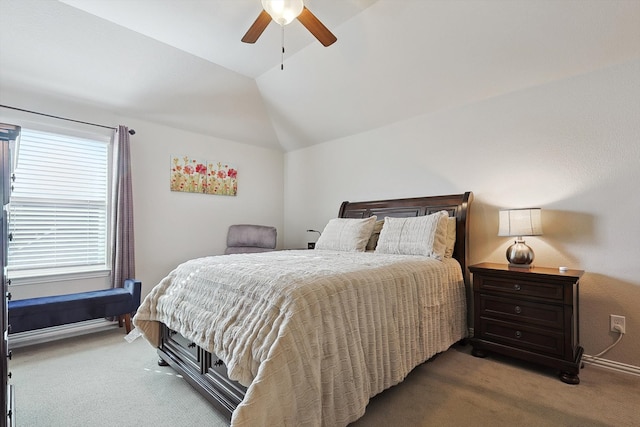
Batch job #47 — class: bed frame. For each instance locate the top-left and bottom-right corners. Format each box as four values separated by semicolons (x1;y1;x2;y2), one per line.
156;191;473;421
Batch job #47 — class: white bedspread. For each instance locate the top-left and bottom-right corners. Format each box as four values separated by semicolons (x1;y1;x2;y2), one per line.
133;250;467;426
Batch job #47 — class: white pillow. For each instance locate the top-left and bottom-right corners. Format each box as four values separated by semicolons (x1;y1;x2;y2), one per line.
375;211;449;259
315;216;377;252
445;216;456;258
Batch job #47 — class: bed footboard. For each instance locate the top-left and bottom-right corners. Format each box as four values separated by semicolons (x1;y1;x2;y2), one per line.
157;323;246;420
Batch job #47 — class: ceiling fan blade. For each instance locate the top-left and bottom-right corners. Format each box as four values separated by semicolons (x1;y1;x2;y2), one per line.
242;10;272;44
297;6;337;47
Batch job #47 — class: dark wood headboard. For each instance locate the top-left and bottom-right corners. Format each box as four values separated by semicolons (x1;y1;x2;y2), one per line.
338;192;473;287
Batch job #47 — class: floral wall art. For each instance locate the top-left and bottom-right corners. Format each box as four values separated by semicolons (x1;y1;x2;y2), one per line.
170;155;238;196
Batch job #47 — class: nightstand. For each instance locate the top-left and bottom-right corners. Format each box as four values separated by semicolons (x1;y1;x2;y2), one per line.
469;263;584;384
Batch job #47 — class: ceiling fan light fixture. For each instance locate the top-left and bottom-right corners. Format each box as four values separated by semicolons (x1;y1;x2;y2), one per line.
261;0;304;26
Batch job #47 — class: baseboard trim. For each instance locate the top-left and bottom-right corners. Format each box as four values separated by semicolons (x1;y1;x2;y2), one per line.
582;354;640;377
9;319;121;349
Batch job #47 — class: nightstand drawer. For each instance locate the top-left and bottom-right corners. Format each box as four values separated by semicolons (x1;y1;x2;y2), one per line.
478;318;564;357
478;276;563;301
479;294;564;330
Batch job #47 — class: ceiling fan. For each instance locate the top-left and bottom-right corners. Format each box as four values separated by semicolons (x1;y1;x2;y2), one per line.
242;0;337;47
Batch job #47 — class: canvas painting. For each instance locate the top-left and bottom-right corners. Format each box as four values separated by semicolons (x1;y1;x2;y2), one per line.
170;155;238;196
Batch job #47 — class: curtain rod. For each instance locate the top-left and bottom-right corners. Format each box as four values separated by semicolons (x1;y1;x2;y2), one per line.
0;104;136;135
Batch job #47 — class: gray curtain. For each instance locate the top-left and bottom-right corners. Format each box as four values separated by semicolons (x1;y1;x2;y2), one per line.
110;125;135;290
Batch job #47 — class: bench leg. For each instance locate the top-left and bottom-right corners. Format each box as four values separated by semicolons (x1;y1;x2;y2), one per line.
118;314;132;334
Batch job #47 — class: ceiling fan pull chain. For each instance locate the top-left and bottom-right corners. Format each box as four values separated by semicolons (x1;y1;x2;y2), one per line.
281;25;285;70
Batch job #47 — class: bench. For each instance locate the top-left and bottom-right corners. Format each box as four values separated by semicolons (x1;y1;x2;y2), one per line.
8;279;141;334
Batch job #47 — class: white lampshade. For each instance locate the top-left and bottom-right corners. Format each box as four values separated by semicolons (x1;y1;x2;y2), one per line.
262;0;304;25
498;208;543;237
498;208;542;268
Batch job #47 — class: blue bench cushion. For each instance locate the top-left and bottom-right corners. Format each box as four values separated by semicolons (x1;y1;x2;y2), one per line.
8;279;141;334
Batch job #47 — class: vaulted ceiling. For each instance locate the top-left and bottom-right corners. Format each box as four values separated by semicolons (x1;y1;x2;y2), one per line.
1;0;639;152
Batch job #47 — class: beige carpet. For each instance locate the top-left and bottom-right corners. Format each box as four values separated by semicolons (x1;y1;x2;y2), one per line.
10;328;640;427
11;328;228;427
352;345;640;427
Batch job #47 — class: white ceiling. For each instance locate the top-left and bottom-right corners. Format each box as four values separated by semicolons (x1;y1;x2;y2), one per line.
58;0;379;79
1;0;639;152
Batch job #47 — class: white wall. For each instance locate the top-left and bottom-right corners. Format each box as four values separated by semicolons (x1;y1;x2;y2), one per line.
127;117;284;297
1;88;284;300
284;60;640;366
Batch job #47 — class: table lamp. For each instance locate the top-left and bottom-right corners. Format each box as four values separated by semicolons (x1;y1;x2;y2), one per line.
306;229;321;249
498;208;543;268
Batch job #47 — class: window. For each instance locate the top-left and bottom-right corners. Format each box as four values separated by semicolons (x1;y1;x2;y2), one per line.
8;128;111;279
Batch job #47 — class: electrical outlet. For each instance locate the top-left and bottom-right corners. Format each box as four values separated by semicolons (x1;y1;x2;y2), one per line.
610;315;626;334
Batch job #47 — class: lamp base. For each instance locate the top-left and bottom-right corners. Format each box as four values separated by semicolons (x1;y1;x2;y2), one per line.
508;263;534;269
506;239;535;268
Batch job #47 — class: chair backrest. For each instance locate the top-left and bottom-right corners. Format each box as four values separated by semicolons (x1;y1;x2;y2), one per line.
225;224;277;254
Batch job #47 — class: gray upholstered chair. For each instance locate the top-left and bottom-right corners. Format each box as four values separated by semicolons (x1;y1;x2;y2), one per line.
225;224;277;254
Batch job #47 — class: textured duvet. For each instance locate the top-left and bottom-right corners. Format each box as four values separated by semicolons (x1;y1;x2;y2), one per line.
133;250;467;426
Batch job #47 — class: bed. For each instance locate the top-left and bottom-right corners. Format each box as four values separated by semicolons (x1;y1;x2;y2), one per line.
133;192;473;426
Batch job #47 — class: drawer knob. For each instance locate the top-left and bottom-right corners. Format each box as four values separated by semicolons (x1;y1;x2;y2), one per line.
514;306;522;314
213;359;224;367
188;342;196;348
514;284;521;291
515;331;522;339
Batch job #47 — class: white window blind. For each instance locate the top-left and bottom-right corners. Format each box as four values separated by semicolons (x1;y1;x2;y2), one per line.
8;128;110;277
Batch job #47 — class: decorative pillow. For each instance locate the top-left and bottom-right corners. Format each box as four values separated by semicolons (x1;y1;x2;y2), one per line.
366;219;385;251
315;216;377;252
445;217;456;258
375;211;449;259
